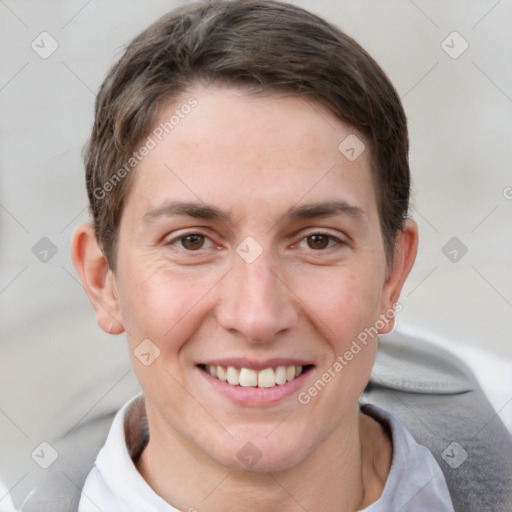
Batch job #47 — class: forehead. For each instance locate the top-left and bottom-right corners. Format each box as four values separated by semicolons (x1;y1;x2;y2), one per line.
122;84;378;225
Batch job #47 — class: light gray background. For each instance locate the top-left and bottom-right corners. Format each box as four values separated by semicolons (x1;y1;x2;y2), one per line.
1;0;511;507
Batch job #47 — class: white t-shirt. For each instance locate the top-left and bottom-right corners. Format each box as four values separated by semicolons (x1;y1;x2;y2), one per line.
79;395;455;512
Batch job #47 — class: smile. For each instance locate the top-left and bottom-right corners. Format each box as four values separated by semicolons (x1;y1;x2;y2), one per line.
201;364;308;388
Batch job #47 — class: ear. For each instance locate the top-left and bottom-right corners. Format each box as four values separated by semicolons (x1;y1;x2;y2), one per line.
71;223;125;334
378;218;418;334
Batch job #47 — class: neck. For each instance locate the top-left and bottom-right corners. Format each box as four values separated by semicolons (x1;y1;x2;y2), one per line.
136;406;391;512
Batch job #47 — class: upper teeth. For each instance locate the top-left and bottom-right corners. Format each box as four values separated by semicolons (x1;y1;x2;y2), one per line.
207;365;303;388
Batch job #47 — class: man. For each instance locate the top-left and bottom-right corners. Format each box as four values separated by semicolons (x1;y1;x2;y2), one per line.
21;1;512;511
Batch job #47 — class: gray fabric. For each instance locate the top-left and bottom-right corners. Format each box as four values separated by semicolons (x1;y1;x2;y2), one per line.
21;412;116;512
21;333;512;512
361;404;455;511
363;332;512;512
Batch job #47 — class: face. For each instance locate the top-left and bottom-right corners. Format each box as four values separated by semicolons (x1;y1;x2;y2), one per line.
111;84;399;471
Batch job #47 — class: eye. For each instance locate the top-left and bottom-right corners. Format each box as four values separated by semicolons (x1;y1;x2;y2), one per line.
172;233;213;251
298;233;341;250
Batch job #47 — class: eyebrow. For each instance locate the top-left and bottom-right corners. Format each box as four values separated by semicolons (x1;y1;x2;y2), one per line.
142;201;230;224
284;200;367;222
142;200;366;224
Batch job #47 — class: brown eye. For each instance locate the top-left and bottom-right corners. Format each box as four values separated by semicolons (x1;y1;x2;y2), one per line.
180;234;205;250
306;234;330;250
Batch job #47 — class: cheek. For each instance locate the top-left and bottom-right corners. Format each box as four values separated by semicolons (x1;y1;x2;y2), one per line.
114;259;223;404
115;257;222;349
294;269;383;425
298;265;385;344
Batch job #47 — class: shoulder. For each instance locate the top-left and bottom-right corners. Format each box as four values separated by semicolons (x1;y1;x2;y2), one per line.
20;398;136;512
361;404;455;511
362;331;512;512
20;411;116;512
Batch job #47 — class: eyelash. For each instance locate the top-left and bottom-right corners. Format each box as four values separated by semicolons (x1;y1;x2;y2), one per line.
295;233;345;251
167;232;216;251
166;231;346;253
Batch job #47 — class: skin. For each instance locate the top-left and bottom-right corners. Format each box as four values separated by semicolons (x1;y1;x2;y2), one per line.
72;84;418;511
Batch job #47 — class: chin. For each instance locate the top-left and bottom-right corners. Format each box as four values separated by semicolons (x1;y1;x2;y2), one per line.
208;430;316;474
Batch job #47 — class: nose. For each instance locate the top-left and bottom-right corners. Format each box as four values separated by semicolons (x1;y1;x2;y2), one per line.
215;253;299;343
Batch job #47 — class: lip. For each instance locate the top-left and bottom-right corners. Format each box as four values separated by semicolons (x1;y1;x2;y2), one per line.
196;363;315;407
198;357;314;371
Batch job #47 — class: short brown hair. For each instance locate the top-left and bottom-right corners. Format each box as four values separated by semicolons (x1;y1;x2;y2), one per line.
85;0;410;268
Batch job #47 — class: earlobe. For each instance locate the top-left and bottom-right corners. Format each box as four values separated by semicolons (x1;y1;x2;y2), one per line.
70;223;125;334
378;219;418;334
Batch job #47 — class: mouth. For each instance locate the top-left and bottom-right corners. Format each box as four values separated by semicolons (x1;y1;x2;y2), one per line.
197;363;314;389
